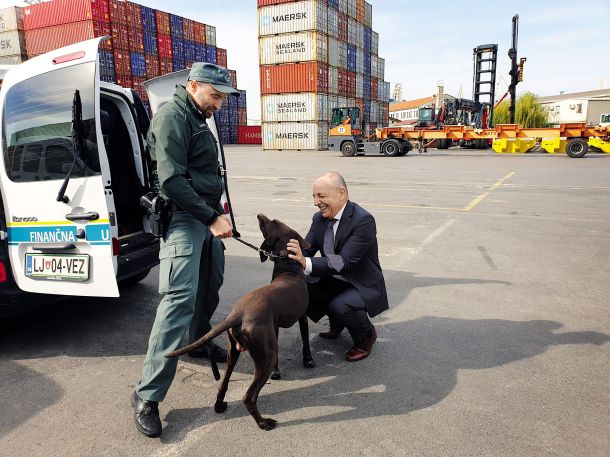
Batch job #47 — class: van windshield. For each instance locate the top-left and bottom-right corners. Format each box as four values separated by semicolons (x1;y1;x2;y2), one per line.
2;62;101;183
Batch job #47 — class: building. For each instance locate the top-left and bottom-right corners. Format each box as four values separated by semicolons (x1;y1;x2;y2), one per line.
537;89;610;125
389;96;435;125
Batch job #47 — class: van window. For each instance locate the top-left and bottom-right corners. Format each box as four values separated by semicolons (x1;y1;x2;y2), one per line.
2;62;101;183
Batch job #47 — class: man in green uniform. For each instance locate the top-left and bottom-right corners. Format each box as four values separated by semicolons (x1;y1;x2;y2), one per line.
131;63;238;438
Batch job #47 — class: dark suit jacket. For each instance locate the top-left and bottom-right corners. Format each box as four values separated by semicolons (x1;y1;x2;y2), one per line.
303;200;389;318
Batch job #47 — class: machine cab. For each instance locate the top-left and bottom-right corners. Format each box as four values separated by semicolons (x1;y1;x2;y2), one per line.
329;107;361;137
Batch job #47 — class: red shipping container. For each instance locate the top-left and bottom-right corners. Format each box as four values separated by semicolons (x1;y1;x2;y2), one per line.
237;107;247;126
156;10;170;35
111;22;129;50
338;68;349;95
256;0;301;6
157;33;172;59
228;69;237;88
237;126;261;145
216;47;227;68
145;54;160;79
132;76;146;97
115;73;132;88
128;28;144;53
109;0;127;24
260;62;328;95
23;0;110;30
346;70;356;98
193;22;205;44
182;18;195;42
113;49;131;74
25;20;111;56
159;57;173;75
126;1;142;29
371;77;378;100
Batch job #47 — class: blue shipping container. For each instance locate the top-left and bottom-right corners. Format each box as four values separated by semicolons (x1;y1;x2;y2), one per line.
172;57;186;71
238;90;247;108
171;37;184;60
169;13;183;37
184;40;196;62
99;49;115;82
328;0;339;10
143;30;158;55
130;52;146;77
206;45;217;64
364;27;372;51
141;6;156;32
195;43;206;61
347;45;356;72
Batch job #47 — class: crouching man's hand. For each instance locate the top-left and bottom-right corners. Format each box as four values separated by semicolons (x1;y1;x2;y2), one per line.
287;239;306;269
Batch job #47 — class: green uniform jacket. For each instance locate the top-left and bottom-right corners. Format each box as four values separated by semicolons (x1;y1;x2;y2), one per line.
148;85;224;225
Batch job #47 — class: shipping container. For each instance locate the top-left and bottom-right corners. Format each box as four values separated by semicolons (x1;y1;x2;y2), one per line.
0;30;26;57
195;42;205;61
238;90;247;108
0;54;25;64
184;40;196;62
327;7;338;38
128;28;144;53
328;0;339;10
228;69;237;88
237;126;262;144
183;18;195;41
99;48;115;82
111;21;129;50
171;36;184;61
0;6;23;33
157;33;172;59
25;20;111;56
140;5;155;32
338;11;348;41
115;73;132;88
23;0;110;30
143;30;157;55
260;62;328;95
205;24;216;47
126;2;142;30
377;56;385;80
257;0;300;6
259;31;327;65
205;44;216;64
328;66;338;94
261;93;329;122
258;1;328;36
145;54;160;78
193;22;205;44
113;48;131;74
356;0;365;23
130;51;146;77
262;122;328;150
109;0;127;24
347;0;357;19
364;1;372;27
216;47;227;68
237;107;247;126
328;37;347;69
156;10;170;35
159;56;172;74
338;0;348;15
169;13;183;37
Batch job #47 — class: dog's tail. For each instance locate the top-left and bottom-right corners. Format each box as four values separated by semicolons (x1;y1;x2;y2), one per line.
166;312;242;359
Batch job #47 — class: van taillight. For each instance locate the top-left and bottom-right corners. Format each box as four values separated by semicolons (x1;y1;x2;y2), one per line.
0;260;7;283
52;51;85;65
112;238;119;256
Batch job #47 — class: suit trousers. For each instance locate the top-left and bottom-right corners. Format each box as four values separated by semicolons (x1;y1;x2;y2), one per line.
307;276;373;344
136;211;224;402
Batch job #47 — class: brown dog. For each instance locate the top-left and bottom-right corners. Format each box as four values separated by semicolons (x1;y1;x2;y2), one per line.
167;214;315;430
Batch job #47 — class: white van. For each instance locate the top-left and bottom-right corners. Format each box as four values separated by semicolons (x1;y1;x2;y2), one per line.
0;38;236;315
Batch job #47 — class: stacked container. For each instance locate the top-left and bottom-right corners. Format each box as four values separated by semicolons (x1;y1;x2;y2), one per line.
21;0;247;143
0;7;27;65
258;0;390;150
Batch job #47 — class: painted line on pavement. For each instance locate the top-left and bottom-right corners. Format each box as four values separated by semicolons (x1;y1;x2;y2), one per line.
463;171;515;211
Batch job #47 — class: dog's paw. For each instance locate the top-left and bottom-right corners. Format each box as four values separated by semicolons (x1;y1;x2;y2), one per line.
270;369;281;380
303;358;316;368
215;401;228;413
258;417;277;431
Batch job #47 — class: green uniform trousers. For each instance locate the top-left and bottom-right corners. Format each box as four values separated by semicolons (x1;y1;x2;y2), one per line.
136;210;225;402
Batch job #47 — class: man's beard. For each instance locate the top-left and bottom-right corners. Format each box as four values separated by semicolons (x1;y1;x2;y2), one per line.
204;108;215;118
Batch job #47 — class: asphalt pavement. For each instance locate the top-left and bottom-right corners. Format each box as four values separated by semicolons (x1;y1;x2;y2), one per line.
1;146;609;456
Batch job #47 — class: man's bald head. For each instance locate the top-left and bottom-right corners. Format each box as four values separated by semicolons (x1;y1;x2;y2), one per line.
312;172;349;219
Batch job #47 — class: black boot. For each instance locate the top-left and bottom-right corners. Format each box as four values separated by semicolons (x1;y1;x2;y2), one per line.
131;391;162;438
188;342;228;362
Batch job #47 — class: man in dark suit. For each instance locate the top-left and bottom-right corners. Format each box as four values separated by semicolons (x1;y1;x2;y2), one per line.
287;172;388;362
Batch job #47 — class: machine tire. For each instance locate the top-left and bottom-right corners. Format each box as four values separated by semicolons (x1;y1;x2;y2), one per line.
476;139;488;149
382;140;401;157
340;141;356;157
565;138;588;158
437;139;450;149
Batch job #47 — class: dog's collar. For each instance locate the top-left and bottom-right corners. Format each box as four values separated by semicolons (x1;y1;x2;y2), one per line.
232;236;287;261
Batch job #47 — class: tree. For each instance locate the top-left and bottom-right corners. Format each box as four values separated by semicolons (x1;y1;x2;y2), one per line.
493;92;548;127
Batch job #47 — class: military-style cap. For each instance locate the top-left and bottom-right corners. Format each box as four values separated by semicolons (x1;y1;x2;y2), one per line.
188;62;240;97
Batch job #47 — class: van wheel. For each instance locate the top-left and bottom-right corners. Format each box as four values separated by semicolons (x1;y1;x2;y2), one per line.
565;138;588;158
382;140;401;157
120;269;151;287
340;141;356;156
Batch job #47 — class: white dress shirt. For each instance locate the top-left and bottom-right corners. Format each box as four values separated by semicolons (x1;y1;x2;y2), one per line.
305;202;347;275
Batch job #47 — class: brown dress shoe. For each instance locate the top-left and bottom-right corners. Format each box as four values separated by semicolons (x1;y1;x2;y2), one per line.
319;327;344;339
345;327;377;362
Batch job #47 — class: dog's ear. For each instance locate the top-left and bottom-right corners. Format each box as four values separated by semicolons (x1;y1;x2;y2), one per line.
293;232;311;251
259;239;270;262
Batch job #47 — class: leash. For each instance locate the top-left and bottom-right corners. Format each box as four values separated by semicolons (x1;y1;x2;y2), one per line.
232;235;287;260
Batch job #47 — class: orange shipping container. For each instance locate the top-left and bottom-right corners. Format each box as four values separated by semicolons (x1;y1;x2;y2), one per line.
25;20;111;56
260;62;328;95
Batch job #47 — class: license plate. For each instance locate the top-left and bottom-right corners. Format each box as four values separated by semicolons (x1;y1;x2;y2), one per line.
25;253;89;281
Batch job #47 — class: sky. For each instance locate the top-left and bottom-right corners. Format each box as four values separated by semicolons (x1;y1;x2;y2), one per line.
3;0;609;123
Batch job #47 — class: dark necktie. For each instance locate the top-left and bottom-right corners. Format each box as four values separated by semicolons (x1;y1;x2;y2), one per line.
323;219;344;272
